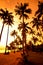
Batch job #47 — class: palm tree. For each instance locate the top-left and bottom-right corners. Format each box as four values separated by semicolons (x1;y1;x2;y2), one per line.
0;9;7;40
1;9;14;53
11;30;18;37
35;1;43;20
31;17;41;30
18;22;32;54
11;30;22;45
10;31;23;52
0;9;14;41
15;3;32;54
35;1;43;31
18;22;32;50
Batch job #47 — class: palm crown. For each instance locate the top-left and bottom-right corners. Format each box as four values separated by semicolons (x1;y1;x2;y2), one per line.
31;17;41;30
18;22;32;33
0;9;13;23
15;3;31;19
35;1;43;20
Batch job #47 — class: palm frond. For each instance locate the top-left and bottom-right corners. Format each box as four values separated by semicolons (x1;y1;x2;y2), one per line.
26;26;32;31
35;10;39;16
15;9;21;15
0;9;5;13
24;3;28;9
25;9;31;13
11;30;17;36
23;14;29;19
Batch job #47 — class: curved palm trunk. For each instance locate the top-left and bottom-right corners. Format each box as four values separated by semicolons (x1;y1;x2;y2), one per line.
5;25;9;53
0;23;4;41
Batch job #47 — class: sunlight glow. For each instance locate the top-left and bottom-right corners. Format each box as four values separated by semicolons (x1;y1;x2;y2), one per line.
0;0;43;53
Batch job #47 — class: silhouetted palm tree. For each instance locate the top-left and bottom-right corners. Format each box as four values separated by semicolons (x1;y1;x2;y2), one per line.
11;30;22;46
18;22;32;51
1;9;14;53
35;1;43;31
11;30;18;38
0;9;14;42
31;17;41;30
0;9;7;40
15;3;31;54
35;1;43;20
10;34;23;52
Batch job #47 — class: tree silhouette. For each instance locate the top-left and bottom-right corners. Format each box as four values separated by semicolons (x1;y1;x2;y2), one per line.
0;9;8;40
11;30;22;51
1;9;14;54
18;22;32;52
35;1;43;31
31;17;41;30
15;3;32;54
0;9;14;42
11;30;18;38
11;30;22;44
35;1;43;20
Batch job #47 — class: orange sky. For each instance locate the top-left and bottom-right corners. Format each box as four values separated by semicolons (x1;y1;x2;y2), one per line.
0;0;43;51
0;0;38;17
0;0;43;18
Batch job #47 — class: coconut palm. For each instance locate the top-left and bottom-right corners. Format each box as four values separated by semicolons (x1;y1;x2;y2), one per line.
15;3;31;54
11;30;22;45
18;22;32;54
18;22;32;47
0;9;7;40
1;9;14;53
35;1;43;20
31;17;41;30
10;31;23;52
0;9;14;41
35;1;43;31
11;30;18;37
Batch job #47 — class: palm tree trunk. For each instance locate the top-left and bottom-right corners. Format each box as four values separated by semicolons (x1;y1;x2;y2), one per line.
25;33;26;51
42;16;43;31
22;16;25;55
5;25;9;53
0;23;4;41
22;16;27;55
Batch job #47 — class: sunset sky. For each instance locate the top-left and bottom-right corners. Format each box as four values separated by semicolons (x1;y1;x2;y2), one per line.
0;0;43;52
